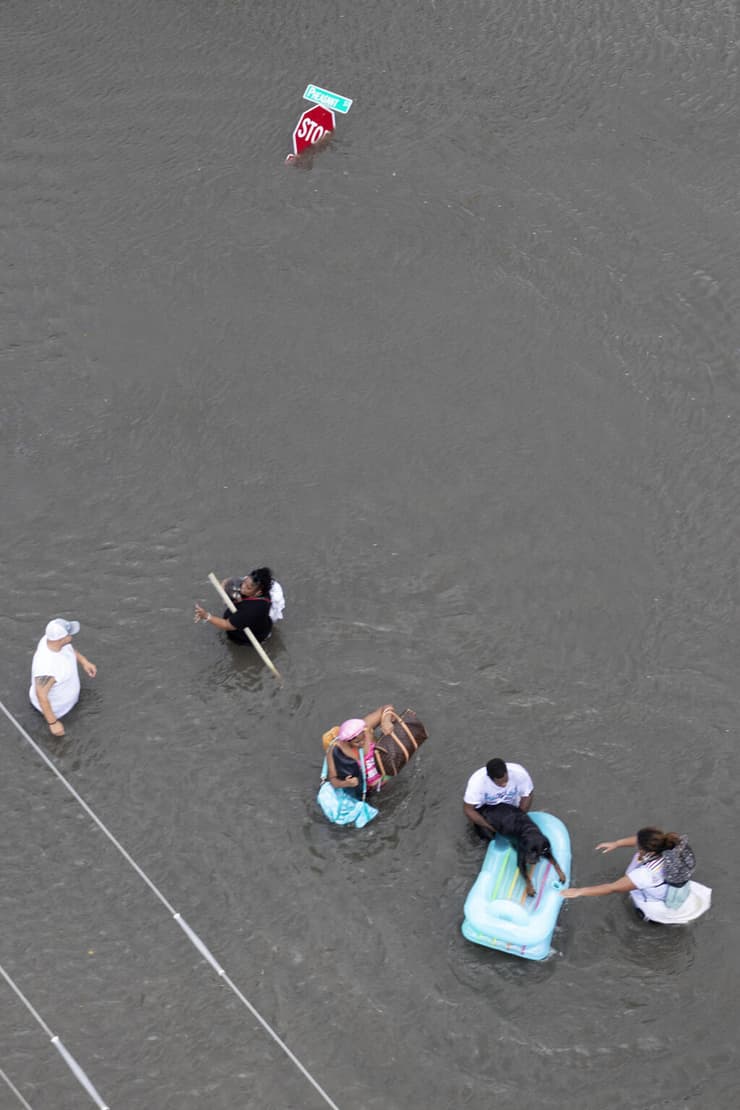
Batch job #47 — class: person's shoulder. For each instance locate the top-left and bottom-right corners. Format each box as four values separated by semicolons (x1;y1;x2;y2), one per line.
507;762;530;777
463;767;484;802
31;637;51;664
629;858;665;887
627;864;655;888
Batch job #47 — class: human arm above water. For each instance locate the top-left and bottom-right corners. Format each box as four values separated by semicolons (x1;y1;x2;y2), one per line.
363;704;398;733
194;603;237;631
34;676;65;737
595;837;638;853
74;650;97;678
561;874;636;899
561;837;641;898
463;802;497;837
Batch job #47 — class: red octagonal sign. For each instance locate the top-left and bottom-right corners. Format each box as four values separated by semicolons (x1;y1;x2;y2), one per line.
290;104;336;157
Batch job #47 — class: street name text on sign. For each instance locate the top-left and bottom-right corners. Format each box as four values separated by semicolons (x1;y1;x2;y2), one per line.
303;84;353;114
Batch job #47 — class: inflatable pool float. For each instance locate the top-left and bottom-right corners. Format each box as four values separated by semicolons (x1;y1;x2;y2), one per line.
461;811;571;961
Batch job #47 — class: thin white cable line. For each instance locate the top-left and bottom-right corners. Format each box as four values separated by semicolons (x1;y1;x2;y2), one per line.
0;965;109;1109
0;1065;35;1110
0;698;342;1110
1;964;53;1037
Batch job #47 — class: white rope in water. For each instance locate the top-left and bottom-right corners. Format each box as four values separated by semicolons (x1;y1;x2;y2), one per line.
0;699;342;1110
0;964;109;1109
0;1066;35;1110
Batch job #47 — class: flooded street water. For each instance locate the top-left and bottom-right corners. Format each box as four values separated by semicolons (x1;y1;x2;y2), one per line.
2;2;740;1107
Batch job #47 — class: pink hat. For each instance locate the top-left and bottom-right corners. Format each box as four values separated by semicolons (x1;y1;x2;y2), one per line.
337;718;366;742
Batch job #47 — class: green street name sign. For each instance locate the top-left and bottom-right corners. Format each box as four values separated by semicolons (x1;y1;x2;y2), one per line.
303;84;353;114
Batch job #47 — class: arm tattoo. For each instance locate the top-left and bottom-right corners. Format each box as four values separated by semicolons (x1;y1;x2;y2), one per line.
35;675;56;691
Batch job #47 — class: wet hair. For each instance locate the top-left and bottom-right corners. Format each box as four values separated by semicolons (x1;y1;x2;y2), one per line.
486;758;507;781
247;567;273;597
636;827;681;855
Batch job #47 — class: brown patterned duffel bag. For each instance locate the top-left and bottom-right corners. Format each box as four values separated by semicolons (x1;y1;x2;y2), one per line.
372;709;428;777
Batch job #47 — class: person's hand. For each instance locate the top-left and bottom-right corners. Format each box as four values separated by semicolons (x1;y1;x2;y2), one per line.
344;776;360;788
49;720;65;737
194;603;209;623
596;841;618;854
560;888;579;899
380;705;396;733
82;659;97;678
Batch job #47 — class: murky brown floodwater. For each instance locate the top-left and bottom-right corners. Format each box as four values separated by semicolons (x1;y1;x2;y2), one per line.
2;1;739;1107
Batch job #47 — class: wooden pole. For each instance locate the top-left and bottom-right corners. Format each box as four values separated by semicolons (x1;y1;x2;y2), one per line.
207;572;282;681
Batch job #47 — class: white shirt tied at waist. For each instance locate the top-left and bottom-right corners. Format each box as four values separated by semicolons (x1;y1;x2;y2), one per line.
268;580;286;622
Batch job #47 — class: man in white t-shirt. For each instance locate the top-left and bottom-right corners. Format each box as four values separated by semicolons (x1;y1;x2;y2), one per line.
463;758;534;838
29;618;97;738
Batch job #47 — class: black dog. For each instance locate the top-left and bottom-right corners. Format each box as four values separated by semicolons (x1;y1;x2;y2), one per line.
477;803;567;897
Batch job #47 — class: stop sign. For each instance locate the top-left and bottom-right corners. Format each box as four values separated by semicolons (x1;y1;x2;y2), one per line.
291;104;336;157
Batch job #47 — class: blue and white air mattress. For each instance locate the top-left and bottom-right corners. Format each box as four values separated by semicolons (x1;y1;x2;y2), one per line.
462;811;571;961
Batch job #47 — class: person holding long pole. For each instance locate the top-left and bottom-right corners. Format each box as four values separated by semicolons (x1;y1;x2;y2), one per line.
194;568;281;679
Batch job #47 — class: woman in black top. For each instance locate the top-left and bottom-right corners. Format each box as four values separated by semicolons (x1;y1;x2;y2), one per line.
195;567;273;644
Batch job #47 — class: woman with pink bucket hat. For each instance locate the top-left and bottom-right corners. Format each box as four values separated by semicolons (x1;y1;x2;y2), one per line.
317;705;399;828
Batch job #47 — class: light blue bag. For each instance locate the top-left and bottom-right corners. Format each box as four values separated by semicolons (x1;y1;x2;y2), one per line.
317;753;379;828
664;883;691;909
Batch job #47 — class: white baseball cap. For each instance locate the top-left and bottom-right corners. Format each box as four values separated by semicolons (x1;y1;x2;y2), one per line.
45;618;81;640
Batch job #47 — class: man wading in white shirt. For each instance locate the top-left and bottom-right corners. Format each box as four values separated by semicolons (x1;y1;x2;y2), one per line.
463;757;534;839
29;618;97;738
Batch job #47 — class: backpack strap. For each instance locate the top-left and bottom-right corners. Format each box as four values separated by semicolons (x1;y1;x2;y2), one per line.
320;738;338;784
358;744;368;802
323;737;367;801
